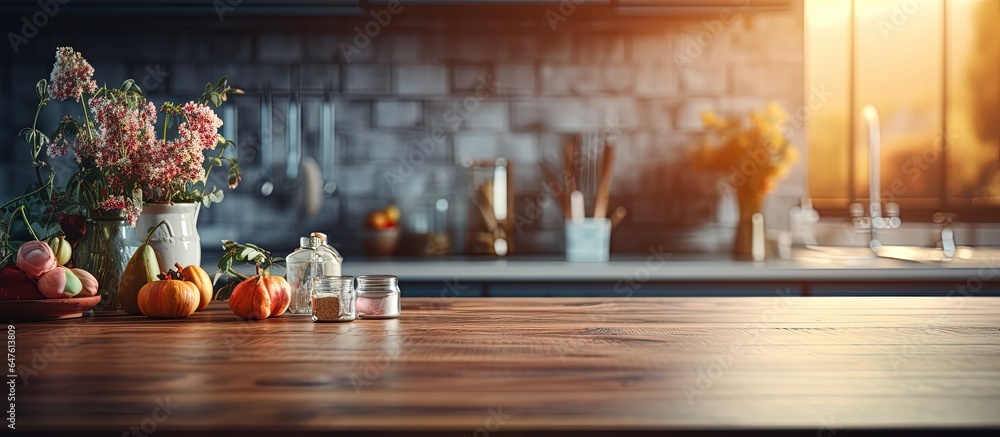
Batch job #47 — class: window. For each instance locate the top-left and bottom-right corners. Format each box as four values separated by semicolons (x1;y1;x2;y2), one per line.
805;0;1000;221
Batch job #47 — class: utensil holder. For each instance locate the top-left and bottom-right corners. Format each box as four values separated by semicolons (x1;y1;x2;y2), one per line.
565;218;611;262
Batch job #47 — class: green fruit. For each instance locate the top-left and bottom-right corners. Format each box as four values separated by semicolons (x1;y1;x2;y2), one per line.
63;268;83;295
118;243;159;315
46;236;72;266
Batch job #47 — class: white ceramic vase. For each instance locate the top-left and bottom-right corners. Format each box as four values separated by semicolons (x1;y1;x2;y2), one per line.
134;203;201;272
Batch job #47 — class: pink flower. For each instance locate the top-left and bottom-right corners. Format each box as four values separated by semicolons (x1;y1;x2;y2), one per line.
138;102;222;203
48;47;97;102
99;195;127;211
179;102;223;150
123;203;141;227
46;135;69;158
82;97;157;177
97;195;141;226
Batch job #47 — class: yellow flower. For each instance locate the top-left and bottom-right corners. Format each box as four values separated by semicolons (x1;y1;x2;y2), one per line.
690;103;798;191
701;111;723;128
764;102;788;125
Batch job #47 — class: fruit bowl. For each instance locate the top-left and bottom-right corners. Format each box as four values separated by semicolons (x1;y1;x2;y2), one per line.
0;296;102;322
361;228;400;257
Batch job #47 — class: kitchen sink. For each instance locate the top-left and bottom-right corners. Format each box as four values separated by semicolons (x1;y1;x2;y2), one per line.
794;245;1000;265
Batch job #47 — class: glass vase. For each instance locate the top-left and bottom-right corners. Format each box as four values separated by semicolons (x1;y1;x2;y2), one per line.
71;218;137;311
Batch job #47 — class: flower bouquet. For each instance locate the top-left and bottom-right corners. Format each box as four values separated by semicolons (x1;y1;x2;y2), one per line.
690;102;798;259
1;47;241;272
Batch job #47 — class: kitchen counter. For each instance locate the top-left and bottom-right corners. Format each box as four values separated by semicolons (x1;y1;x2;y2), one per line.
14;297;1000;435
204;251;1000;283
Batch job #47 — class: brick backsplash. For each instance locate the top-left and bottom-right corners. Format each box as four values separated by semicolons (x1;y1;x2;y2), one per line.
0;12;805;256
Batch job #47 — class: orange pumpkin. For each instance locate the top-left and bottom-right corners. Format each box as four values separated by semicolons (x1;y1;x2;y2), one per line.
175;263;212;311
228;275;290;320
137;271;200;319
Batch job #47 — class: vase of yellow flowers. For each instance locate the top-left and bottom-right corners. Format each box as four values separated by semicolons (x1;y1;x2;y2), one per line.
691;103;798;260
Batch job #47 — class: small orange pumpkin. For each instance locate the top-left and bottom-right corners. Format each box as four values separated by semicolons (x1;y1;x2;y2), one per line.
175;263;213;310
228;275;290;320
137;270;200;319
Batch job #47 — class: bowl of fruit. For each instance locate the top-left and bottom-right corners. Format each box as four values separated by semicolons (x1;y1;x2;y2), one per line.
362;205;401;257
0;239;102;322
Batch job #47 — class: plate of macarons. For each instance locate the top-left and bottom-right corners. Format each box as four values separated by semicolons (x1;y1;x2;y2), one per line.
1;239;102;322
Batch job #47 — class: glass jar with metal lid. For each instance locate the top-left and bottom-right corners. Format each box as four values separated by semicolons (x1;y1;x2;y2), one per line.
311;276;356;322
355;275;401;319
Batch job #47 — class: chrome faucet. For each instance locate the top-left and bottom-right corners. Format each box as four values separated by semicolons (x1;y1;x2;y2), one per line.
850;105;901;250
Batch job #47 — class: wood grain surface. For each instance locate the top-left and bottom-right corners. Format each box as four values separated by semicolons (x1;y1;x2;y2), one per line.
10;297;1000;436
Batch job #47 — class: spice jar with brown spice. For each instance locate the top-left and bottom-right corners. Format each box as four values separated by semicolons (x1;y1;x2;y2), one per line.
311;276;355;322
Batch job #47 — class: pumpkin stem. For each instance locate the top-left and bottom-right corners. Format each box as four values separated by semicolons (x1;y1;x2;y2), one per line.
157;269;184;281
174;262;184;271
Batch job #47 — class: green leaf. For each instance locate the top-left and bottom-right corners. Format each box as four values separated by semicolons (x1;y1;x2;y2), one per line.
221;257;233;276
227;165;242;190
210;94;222;107
35;79;47;100
240;247;260;261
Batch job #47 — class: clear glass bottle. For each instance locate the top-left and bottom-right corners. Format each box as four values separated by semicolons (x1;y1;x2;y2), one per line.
355;275;401;319
310;232;343;274
285;235;340;315
311;276;356;322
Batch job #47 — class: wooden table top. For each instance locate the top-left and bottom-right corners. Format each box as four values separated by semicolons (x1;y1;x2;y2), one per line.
11;297;1000;436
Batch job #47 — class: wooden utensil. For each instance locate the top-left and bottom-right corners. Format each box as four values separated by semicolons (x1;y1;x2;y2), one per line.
610;206;628;229
593;139;616;219
475;181;498;232
562;135;577;218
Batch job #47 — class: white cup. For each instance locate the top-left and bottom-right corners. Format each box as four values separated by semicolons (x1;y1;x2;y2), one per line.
565;218;611;263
